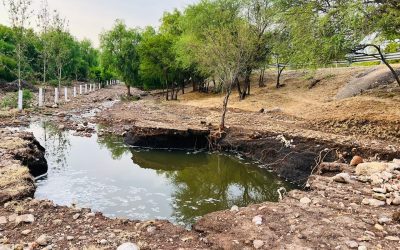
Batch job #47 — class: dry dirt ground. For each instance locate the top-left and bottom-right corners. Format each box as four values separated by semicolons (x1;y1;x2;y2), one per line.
1;65;400;249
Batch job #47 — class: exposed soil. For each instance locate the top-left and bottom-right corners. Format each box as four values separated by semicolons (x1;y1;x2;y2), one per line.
1;65;400;249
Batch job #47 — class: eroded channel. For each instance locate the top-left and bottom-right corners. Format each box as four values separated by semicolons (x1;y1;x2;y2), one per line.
26;121;296;226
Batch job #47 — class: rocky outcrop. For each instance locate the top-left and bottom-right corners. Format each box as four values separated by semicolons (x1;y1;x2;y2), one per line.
0;129;47;204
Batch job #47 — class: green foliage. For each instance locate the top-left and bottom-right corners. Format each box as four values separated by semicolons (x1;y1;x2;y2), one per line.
0;89;32;108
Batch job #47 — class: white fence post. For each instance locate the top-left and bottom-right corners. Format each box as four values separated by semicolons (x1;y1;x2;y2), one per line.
55;88;58;104
80;85;83;95
99;83;101;89
85;84;88;93
39;88;43;107
64;87;68;102
17;90;23;110
73;86;77;97
89;84;92;92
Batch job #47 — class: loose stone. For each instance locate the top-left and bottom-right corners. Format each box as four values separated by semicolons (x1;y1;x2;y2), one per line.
252;215;263;226
346;240;359;249
36;234;49;246
300;197;311;205
117;243;139;250
15;214;34;224
21;229;31;235
0;217;6;225
253;240;264;249
230;205;239;212
333;173;351;183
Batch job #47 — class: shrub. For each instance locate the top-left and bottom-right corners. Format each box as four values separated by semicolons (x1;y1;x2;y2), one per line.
1;89;33;109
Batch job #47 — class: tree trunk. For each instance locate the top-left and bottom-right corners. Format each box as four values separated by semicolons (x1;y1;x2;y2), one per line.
220;83;233;130
127;85;131;96
236;77;242;98
18;44;21;90
259;67;266;87
276;65;286;88
240;68;252;100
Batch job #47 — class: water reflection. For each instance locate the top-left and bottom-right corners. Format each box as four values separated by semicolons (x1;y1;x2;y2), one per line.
30;121;295;226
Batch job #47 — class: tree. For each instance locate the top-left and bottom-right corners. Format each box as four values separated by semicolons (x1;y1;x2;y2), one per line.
47;11;72;89
36;0;51;84
3;0;32;90
100;20;141;96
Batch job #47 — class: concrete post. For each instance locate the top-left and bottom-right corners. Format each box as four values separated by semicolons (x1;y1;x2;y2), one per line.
80;85;83;95
73;86;77;97
55;88;59;104
85;84;88;93
64;87;68;102
39;88;43;107
17;90;23;110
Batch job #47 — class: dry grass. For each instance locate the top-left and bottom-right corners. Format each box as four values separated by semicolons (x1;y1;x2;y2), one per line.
0;137;28;150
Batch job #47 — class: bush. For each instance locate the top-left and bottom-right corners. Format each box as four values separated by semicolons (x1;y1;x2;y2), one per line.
1;89;33;109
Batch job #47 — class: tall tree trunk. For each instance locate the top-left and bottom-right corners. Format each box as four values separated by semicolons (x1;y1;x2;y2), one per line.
236;77;242;98
220;82;233;130
259;67;266;87
18;44;21;90
240;68;252;100
127;85;131;96
276;65;286;88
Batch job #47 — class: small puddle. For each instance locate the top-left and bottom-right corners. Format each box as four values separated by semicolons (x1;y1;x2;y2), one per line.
27;121;296;226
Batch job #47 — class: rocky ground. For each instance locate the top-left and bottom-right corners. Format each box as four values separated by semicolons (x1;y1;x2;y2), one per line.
0;66;400;249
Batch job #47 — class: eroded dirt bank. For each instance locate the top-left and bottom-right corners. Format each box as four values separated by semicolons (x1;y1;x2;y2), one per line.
1;66;400;249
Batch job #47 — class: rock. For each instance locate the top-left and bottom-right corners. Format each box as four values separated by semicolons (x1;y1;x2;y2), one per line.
385;236;400;241
230;205;239;212
356;162;388;176
350;156;363;166
378;216;392;224
15;214;34;224
100;239;108;245
358;246;367;250
21;229;31;235
372;193;386;201
72;213;80;220
374;224;384;231
36;234;49;246
372;188;386;194
0;216;6;225
300;197;311;205
364;199;385;207
253;240;264;249
86;212;95;217
346;240;359;248
66;236;74;241
333;173;351;183
117;243;139;250
252;215;263;225
52;219;62;225
392;197;400;205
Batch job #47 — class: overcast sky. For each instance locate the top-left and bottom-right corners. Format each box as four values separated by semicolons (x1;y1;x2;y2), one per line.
0;0;198;47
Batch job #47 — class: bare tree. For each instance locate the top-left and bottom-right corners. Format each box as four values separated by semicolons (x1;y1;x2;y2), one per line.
353;44;400;86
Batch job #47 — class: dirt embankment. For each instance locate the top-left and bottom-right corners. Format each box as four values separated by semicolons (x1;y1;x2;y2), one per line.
0;129;47;204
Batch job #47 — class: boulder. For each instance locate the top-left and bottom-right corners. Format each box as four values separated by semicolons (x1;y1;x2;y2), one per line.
355;162;388;176
333;173;351;183
350;156;363;166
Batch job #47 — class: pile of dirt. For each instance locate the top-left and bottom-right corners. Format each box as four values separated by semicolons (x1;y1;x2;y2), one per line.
0;80;38;93
0;129;47;204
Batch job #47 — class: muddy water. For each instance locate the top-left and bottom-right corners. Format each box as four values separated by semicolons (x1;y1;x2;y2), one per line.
28;121;295;226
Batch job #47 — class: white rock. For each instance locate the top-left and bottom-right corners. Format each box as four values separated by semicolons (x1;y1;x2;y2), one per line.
230;205;239;212
253;240;264;249
66;236;74;241
36;234;49;246
378;216;392;224
358;246;367;250
392;197;400;205
372;188;386;194
252;215;263;225
15;214;34;224
72;213;80;220
385;236;400;241
333;173;351;183
100;239;108;245
86;212;95;217
21;229;31;235
372;193;386;201
300;197;311;205
367;199;385;207
117;243;139;250
0;216;6;224
374;224;384;231
346;240;359;248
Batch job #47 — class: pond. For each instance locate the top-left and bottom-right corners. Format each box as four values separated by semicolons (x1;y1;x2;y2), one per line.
27;121;296;226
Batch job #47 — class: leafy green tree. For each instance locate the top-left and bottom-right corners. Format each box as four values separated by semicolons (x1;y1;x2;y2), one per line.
100;20;141;96
3;0;33;90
